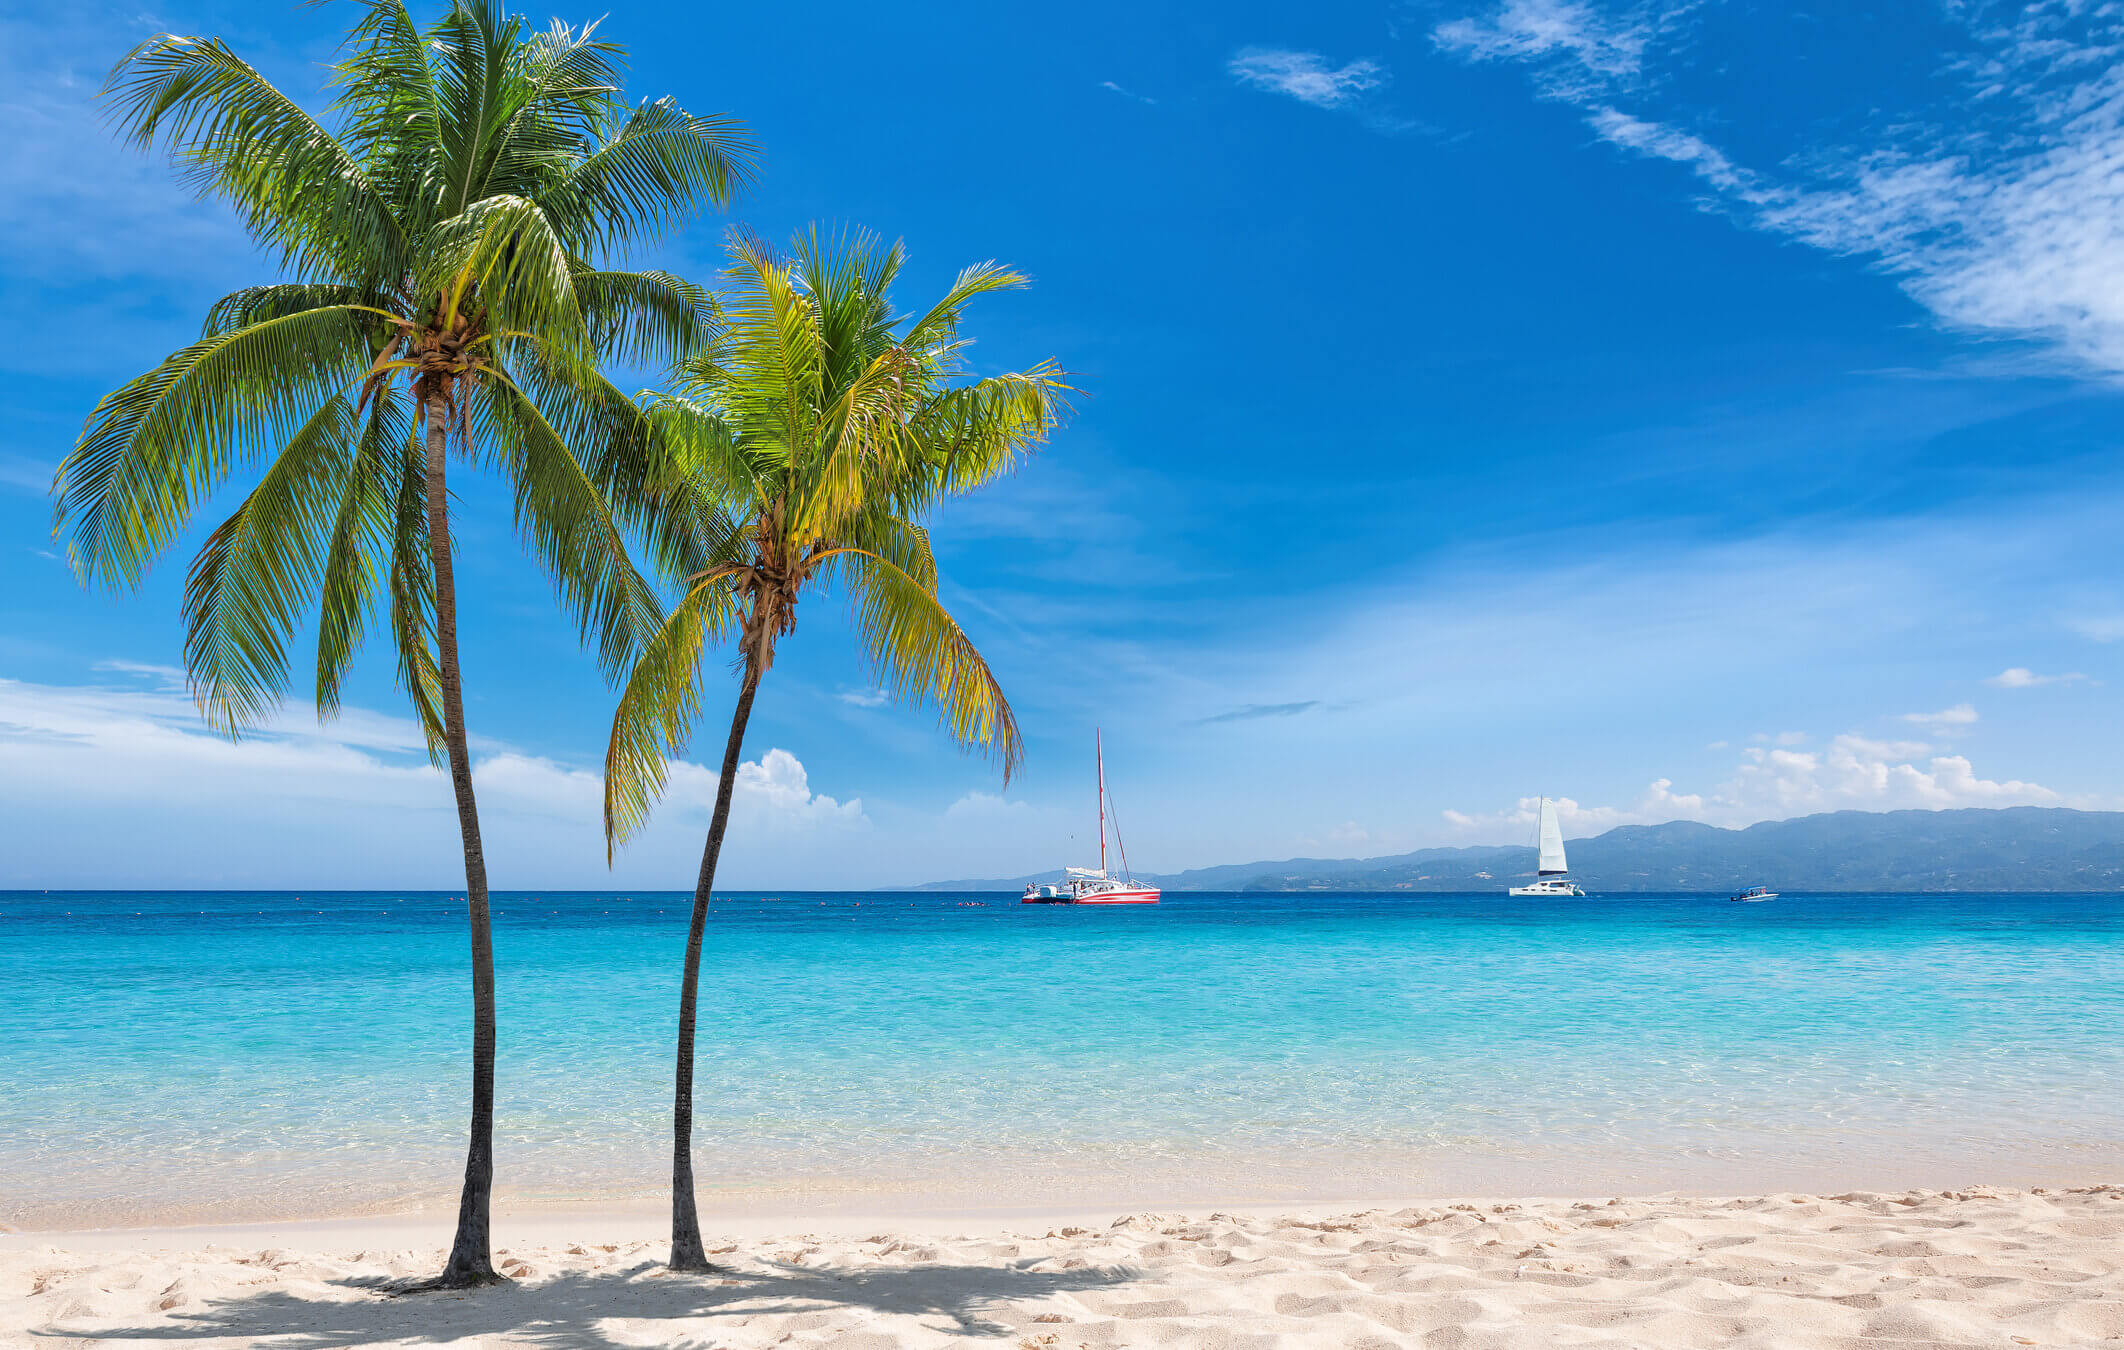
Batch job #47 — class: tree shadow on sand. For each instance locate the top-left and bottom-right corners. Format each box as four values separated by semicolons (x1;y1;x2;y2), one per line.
61;1258;1138;1347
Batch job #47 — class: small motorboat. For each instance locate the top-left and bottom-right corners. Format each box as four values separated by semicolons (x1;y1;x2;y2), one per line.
1729;886;1778;903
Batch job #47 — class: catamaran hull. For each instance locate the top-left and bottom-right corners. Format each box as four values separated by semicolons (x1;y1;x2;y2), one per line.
1070;888;1160;905
1019;888;1161;905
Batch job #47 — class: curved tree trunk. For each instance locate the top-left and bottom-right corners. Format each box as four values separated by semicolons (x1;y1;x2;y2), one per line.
426;389;503;1289
669;645;766;1271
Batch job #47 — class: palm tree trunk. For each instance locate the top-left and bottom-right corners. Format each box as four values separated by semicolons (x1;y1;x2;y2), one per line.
425;388;502;1289
669;643;766;1271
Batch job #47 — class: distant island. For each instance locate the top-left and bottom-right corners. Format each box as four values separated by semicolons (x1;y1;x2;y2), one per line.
903;806;2124;893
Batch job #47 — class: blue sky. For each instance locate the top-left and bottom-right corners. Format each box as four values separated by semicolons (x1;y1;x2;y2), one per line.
7;0;2124;887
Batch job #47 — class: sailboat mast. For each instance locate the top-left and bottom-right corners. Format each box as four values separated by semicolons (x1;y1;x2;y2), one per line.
1097;729;1108;875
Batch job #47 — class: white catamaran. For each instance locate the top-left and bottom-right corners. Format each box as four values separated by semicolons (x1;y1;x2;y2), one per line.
1507;797;1585;896
1022;732;1160;905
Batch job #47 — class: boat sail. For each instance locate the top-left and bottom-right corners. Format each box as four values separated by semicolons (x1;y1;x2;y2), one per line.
1508;798;1586;896
1022;733;1161;905
1537;800;1567;876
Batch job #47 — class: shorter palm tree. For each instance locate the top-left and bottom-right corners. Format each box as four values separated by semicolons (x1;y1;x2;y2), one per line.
604;227;1068;1270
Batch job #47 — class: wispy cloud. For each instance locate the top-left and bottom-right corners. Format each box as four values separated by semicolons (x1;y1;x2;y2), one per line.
837;688;889;708
91;658;187;691
1900;702;1980;733
1228;47;1387;110
0;453;53;495
2068;614;2124;642
1581;107;1752;194
1199;700;1321;724
1985;667;2088;688
1432;0;1651;93
1430;1;2124;375
1100;80;1156;105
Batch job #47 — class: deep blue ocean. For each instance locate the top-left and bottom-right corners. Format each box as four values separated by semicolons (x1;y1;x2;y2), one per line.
4;890;2121;1228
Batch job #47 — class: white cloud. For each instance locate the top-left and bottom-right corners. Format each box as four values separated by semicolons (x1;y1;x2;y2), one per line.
1228;47;1386;109
1433;0;1649;93
726;748;866;830
1444;779;1708;837
837;688;889;708
1900;702;1979;732
943;790;1032;823
2068;613;2124;642
1430;2;2124;375
1442;727;2058;840
1583;107;1753;194
1728;735;2056;812
1985;666;2087;687
1100;80;1156;105
0;672;874;887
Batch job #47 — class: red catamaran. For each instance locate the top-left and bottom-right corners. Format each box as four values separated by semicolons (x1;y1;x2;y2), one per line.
1022;732;1161;905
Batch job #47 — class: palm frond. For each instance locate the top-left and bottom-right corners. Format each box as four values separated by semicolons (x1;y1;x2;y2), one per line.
316;396;411;719
422;194;588;364
56;306;382;590
575;268;717;368
105;34;404;280
476;368;665;680
181;394;362;735
331;0;439;164
789;225;902;389
715;231;824;467
900;261;1031;355
791;342;927;539
602;575;744;855
386;427;446;763
428;0;518;217
830;546;1022;780
500;351;711;586
476;17;624;211
914;367;1072;497
545;99;756;252
637;391;773;578
833;512;937;590
202;283;389;336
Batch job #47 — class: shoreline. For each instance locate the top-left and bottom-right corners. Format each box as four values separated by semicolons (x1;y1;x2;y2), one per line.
13;1143;2124;1239
8;1184;2119;1348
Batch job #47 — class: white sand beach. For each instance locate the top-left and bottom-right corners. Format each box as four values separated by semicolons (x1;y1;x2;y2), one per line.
6;1185;2120;1348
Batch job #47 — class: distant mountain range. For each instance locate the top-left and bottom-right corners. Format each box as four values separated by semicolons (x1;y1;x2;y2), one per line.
903;806;2124;893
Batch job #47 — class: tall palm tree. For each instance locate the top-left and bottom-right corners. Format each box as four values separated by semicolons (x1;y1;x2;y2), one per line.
603;228;1068;1269
52;0;752;1287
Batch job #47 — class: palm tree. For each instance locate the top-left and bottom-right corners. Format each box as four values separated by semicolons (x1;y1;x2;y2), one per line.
603;228;1068;1269
52;0;752;1287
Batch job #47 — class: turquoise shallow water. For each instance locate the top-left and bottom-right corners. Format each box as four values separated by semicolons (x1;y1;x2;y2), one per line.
4;890;2122;1227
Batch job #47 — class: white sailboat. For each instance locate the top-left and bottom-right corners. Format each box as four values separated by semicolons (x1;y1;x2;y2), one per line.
1507;797;1585;896
1021;732;1161;905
